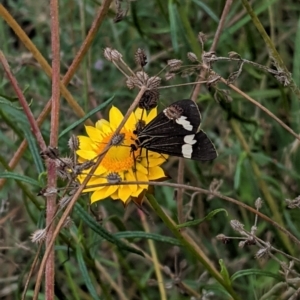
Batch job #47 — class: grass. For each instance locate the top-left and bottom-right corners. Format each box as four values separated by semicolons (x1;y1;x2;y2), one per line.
1;0;300;299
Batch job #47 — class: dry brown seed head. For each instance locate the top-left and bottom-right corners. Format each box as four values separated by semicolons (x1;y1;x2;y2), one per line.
255;246;270;259
126;76;136;89
187;52;198;62
255;197;262;209
57;157;73;169
230;220;244;232
147;76;161;89
135;48;147;67
103;47;113;61
165;72;176;81
139;89;159;110
136;71;149;84
167;59;182;71
111;49;122;61
68;135;79;151
198;32;207;44
31;229;47;243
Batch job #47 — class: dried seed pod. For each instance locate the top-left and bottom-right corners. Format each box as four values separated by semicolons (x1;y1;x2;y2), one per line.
165;72;176;81
139;89;159;110
187;52;198;62
110;49;122;61
136;71;149;84
126;76;136;89
198;32;207;45
68;135;79;151
147;76;161;89
135;48;147;67
167;59;182;71
103;47;113;61
30;229;47;243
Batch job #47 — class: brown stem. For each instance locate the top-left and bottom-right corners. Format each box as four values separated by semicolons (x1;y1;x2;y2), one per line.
191;0;233;101
44;0;60;298
0;51;46;151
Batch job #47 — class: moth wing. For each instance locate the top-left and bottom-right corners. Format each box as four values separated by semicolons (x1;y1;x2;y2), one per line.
142;131;217;161
140;99;201;136
191;131;217;161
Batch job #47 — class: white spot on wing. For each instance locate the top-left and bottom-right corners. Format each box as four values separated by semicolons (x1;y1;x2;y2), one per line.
182;134;197;158
182;144;193;158
176;116;193;131
184;134;197;144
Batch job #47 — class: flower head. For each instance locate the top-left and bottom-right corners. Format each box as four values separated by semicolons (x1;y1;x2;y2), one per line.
76;105;167;204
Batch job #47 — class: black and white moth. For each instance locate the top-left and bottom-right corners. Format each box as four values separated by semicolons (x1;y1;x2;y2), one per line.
132;99;217;161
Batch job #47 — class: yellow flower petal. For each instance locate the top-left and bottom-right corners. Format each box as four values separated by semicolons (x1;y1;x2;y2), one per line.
134;107;146;121
85;126;103;142
148;166;165;180
136;171;148;189
91;185;118;203
136;162;148;175
78;136;94;151
125;169;138;192
146;107;157;123
125;112;137;131
77;150;97;160
118;185;132;202
131;187;145;197
140;156;167;167
95;119;112;133
109;106;124;130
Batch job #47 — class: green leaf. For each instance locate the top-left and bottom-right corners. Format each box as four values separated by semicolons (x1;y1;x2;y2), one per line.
234;151;247;189
76;245;101;300
176;208;227;229
23;129;44;174
114;231;182;246
192;0;219;22
0;172;41;186
59;96;114;138
231;269;283;282
219;259;231;287
74;203;143;257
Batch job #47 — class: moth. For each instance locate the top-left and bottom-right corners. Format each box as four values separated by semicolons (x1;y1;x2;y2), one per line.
132;99;217;161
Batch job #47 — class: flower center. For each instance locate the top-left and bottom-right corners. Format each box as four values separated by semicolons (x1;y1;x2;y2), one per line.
98;130;138;172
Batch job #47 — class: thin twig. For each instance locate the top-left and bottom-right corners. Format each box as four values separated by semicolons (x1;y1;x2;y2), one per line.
73;180;300;248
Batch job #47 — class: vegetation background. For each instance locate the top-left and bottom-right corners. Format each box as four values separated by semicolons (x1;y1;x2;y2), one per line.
0;0;300;299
